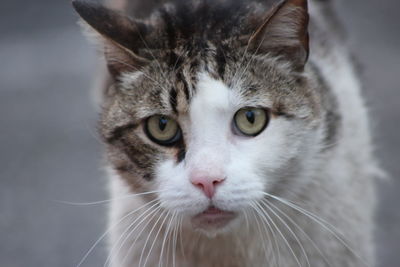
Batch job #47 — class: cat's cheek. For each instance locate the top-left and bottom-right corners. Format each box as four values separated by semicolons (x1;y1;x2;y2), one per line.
252;119;305;169
222;118;309;198
155;160;209;215
248;118;322;193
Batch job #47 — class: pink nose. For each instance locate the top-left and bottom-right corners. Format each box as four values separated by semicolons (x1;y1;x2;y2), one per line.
190;176;225;198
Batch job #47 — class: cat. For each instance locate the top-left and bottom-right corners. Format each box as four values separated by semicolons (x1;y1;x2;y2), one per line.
73;0;381;266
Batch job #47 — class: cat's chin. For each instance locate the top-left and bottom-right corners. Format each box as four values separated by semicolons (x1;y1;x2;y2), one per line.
190;206;237;236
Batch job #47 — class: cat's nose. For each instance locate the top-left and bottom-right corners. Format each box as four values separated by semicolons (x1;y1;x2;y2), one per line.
190;176;225;198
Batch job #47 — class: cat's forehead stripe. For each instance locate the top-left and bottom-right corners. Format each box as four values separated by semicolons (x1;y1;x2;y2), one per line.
169;86;178;114
215;45;227;79
176;70;191;101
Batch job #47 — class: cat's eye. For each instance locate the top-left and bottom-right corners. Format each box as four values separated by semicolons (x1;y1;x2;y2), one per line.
145;115;181;146
233;108;269;136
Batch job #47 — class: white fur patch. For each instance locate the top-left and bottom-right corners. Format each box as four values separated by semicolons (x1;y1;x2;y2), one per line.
156;73;313;219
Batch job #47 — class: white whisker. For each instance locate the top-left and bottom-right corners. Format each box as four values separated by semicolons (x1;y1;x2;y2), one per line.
143;210;170;267
104;202;160;267
253;202;280;267
119;206;162;266
254;201;302;267
261;201;310;267
249;204;273;265
139;209;168;267
57;190;165;206
178;215;186;261
262;192;370;267
165;212;176;267
158;211;175;267
264;199;332;267
75;198;157;267
171;213;177;267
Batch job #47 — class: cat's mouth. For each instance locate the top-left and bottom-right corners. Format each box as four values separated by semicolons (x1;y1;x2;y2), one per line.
191;206;237;231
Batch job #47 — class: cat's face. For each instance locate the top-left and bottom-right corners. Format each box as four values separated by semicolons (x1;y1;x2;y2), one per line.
103;53;320;233
74;0;324;234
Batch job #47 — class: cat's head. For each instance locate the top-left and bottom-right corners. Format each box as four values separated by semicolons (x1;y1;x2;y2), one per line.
74;0;329;234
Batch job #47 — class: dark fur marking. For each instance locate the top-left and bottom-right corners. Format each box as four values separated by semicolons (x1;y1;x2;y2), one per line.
190;58;199;71
168;51;178;68
143;173;153;181
176;71;190;101
169;87;178;113
145;0;255;55
215;45;227;79
107;139;158;182
169;51;184;70
177;149;186;163
271;102;295;119
119;140;157;178
114;164;133;173
105;123;138;144
176;139;186;163
160;9;177;49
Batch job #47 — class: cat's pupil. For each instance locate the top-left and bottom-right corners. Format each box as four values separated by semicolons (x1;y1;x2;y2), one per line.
246;111;255;124
159;117;168;131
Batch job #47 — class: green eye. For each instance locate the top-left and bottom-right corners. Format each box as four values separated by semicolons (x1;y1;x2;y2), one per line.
145;115;181;145
234;108;269;136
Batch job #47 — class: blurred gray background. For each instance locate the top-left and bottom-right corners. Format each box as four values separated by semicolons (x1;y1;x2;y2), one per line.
0;0;399;266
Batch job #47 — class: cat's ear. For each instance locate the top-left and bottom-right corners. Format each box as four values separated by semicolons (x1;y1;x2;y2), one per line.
248;0;309;71
73;0;150;77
